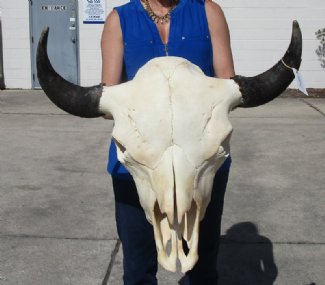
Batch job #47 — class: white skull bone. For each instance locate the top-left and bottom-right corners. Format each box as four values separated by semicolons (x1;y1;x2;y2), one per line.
99;57;242;272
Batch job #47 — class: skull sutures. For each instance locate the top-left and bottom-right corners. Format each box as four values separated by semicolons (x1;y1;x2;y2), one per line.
36;22;302;272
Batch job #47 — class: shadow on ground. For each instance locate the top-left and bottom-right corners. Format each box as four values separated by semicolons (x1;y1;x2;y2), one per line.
217;222;278;285
178;221;278;285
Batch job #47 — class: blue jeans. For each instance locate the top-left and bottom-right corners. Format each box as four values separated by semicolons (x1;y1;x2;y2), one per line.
112;165;230;285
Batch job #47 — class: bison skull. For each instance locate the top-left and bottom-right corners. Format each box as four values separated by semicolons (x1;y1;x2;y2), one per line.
36;21;302;272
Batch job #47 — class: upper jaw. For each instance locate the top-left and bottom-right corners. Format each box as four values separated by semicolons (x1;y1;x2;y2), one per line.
151;199;200;273
124;145;229;272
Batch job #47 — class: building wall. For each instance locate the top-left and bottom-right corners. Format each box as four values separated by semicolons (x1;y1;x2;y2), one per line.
219;0;325;88
79;0;125;86
1;0;324;89
1;0;31;88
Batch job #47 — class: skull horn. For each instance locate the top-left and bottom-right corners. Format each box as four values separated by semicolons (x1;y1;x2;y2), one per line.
233;21;302;108
36;27;104;118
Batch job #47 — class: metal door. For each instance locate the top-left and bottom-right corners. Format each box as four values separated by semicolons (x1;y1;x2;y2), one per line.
29;0;79;88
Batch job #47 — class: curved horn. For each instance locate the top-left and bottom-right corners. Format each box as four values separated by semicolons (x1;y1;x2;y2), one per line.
37;27;104;118
233;21;302;108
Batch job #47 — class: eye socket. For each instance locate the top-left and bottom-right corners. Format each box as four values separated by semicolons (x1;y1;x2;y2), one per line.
113;138;126;154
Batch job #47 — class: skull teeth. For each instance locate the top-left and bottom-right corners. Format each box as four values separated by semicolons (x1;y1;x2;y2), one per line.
152;201;200;273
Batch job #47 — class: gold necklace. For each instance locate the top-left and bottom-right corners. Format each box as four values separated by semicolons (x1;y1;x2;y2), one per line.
142;0;176;24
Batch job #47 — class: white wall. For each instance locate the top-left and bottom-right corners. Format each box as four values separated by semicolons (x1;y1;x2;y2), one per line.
1;0;31;88
218;0;325;88
1;0;324;89
78;0;127;86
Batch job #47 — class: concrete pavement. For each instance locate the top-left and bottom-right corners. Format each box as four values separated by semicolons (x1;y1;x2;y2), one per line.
0;90;324;285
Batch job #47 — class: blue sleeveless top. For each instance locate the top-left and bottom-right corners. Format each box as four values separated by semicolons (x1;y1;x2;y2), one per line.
107;0;230;178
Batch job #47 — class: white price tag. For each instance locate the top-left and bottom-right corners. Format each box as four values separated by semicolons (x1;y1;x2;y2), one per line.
292;68;309;96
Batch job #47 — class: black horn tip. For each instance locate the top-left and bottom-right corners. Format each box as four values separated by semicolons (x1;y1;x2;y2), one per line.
282;20;302;70
42;26;50;38
37;26;58;88
38;27;50;56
